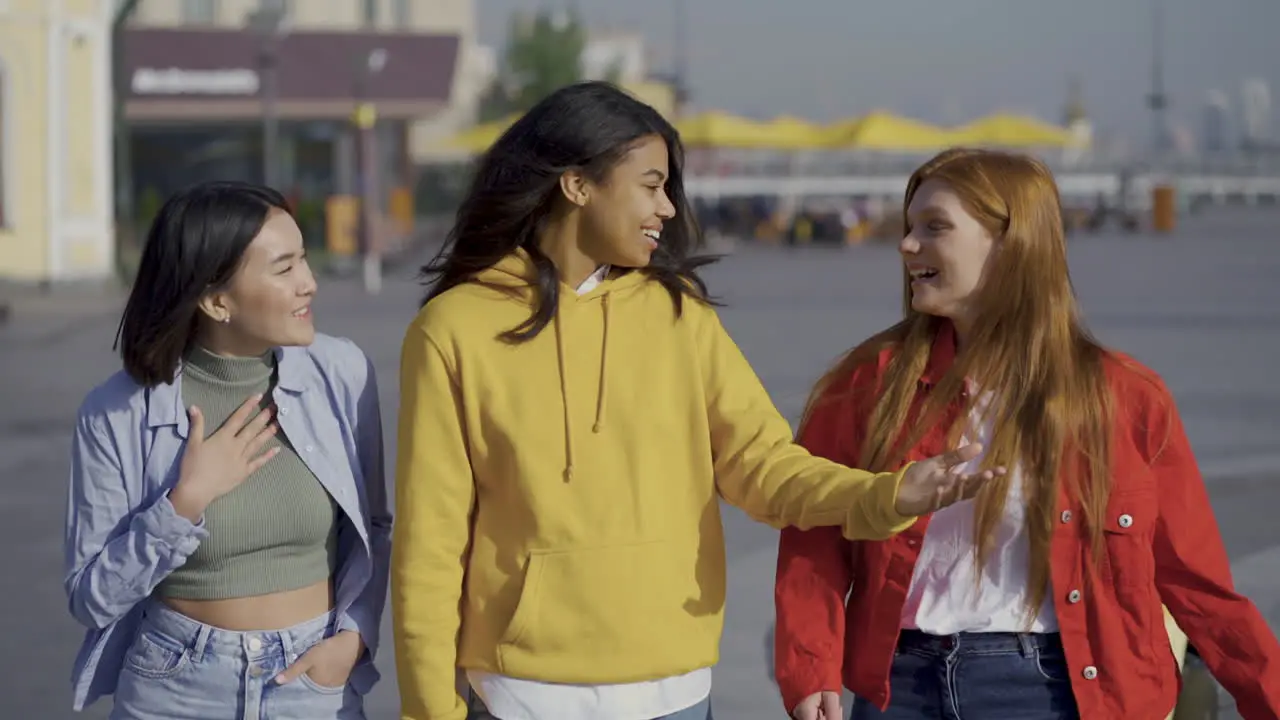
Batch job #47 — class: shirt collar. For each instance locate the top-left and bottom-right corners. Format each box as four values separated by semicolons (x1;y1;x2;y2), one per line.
146;345;314;432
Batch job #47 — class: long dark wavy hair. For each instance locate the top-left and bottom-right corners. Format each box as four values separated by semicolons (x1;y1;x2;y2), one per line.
419;81;718;341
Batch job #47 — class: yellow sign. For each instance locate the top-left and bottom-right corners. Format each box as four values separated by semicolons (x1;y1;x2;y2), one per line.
325;195;360;257
388;186;414;235
353;103;377;129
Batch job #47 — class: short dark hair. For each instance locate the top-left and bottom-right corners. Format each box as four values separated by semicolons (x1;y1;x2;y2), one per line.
420;81;717;341
114;181;290;387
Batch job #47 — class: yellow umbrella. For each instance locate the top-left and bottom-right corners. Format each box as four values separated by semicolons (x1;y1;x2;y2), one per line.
675;110;787;149
758;115;832;150
952;113;1073;148
441;113;522;154
823;110;958;151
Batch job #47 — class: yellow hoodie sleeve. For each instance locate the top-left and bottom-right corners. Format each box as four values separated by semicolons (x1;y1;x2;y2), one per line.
697;307;917;540
392;323;473;720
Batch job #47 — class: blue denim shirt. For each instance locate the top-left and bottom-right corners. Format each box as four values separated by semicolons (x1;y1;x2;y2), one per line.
63;333;391;711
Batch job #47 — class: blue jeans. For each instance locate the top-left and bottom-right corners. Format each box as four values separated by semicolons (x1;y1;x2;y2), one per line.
850;630;1079;720
465;689;714;720
110;600;364;720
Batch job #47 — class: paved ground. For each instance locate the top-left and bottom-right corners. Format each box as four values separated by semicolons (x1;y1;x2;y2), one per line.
3;208;1279;719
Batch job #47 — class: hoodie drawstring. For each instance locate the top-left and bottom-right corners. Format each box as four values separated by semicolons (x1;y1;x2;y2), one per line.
554;301;575;482
554;291;612;482
593;293;611;433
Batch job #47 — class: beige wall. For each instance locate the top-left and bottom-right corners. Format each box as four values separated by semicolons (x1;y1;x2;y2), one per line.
408;41;493;161
0;0;114;283
131;0;473;36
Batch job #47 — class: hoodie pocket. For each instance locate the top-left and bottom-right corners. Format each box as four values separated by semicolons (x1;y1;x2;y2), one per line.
497;539;715;680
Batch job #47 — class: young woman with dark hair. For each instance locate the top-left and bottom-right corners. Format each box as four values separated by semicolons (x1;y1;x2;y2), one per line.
64;181;391;719
391;82;1004;720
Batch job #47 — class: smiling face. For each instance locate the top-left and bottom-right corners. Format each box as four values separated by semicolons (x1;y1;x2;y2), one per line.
575;134;677;269
198;208;317;354
900;178;998;335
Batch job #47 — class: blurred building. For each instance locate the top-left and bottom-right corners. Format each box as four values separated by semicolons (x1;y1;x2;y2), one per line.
1240;78;1272;150
1202;90;1230;155
582;31;646;84
1061;77;1093;167
121;0;487;236
582;31;675;118
0;0;115;284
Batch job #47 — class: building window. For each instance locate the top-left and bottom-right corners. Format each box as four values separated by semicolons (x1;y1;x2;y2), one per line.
393;0;411;26
181;0;219;24
362;0;378;27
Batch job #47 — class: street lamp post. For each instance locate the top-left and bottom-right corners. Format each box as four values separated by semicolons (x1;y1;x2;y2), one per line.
673;0;690;110
1147;0;1169;162
354;49;388;295
260;42;280;188
249;5;288;188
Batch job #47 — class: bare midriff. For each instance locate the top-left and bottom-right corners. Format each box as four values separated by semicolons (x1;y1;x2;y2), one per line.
163;579;333;631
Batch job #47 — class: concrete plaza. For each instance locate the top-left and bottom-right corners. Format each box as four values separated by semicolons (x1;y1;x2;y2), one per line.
2;209;1277;719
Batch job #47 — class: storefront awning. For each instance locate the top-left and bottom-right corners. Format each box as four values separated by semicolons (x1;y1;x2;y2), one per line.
122;28;459;122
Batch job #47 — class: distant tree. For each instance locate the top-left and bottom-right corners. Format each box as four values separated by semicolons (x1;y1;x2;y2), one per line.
478;9;586;122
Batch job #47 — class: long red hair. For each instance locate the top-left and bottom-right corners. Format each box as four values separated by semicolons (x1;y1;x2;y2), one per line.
801;148;1113;622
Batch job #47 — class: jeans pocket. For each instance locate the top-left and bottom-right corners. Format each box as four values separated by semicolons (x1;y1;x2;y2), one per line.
124;628;192;680
1033;647;1072;683
298;672;348;695
284;622;346;696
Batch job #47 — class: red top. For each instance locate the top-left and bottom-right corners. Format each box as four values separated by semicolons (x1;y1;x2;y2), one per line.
773;323;1280;720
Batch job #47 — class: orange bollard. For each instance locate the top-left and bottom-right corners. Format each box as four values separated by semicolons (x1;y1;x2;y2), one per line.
1152;185;1177;234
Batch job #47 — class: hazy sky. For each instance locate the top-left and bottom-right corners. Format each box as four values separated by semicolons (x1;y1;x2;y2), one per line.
474;0;1278;148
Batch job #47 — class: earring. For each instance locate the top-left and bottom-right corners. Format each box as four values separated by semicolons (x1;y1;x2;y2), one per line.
577;194;588;206
220;316;231;324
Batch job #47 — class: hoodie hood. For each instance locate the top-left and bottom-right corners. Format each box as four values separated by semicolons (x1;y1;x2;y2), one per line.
474;248;650;300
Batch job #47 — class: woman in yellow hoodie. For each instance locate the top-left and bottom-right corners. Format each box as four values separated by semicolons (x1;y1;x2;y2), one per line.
391;81;1006;720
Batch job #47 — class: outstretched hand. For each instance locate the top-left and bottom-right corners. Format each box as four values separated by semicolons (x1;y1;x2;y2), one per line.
895;443;1006;517
793;691;842;720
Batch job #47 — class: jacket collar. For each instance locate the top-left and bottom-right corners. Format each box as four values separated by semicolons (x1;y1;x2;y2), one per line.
145;345;314;436
918;319;959;388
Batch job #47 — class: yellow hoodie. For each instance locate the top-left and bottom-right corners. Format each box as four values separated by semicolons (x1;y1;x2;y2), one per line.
391;251;916;720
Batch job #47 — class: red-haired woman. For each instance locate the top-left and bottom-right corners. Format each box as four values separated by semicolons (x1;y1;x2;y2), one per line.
773;148;1280;720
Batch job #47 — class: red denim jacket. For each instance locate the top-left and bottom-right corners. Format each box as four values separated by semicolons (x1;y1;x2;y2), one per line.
773;323;1280;720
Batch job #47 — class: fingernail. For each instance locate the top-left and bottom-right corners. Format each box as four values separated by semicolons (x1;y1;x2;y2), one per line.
274;674;285;684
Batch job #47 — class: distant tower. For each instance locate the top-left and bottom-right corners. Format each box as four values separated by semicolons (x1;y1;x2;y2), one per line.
1202;90;1230;154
